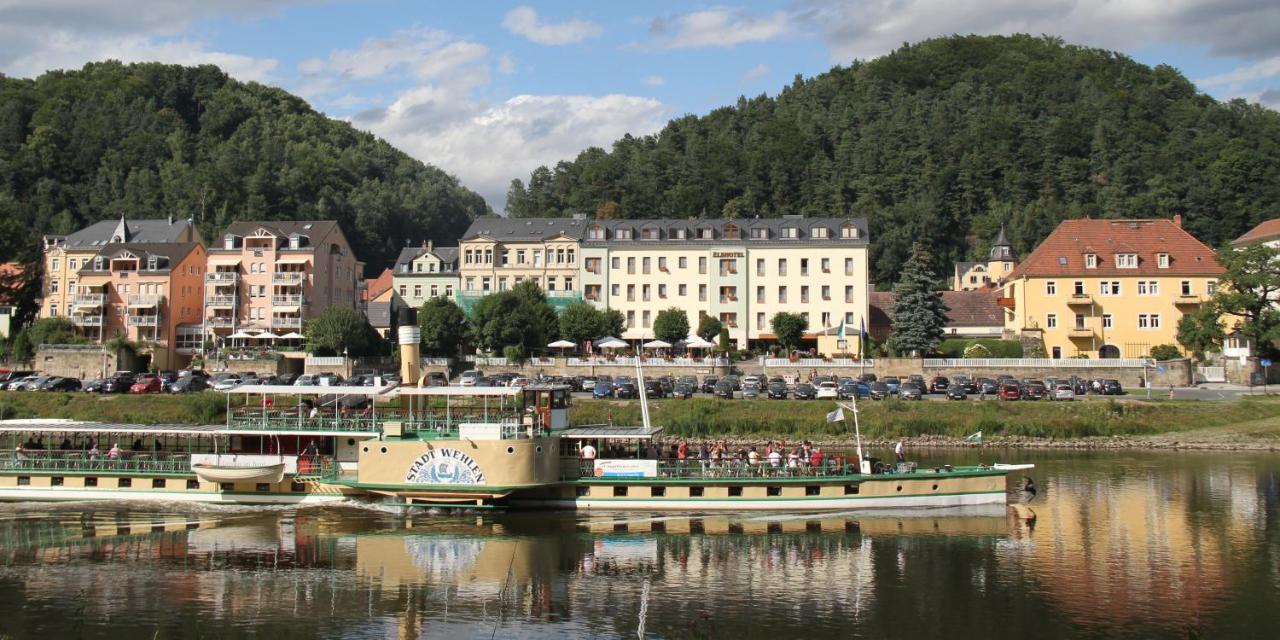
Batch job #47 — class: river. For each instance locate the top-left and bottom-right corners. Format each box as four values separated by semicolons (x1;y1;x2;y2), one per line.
0;448;1277;639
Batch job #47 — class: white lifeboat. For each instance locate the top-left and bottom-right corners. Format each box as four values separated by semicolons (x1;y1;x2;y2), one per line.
192;462;286;484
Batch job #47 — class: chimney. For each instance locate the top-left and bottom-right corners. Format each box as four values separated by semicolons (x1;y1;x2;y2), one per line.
427;239;433;251
397;307;421;387
1173;214;1182;228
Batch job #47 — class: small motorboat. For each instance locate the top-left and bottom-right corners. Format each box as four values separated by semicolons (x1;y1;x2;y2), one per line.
192;462;286;484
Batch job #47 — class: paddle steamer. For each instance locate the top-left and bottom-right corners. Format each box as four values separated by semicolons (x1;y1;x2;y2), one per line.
0;326;1031;509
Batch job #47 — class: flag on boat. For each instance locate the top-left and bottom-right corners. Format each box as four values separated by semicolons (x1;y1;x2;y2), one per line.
965;430;983;445
825;407;845;423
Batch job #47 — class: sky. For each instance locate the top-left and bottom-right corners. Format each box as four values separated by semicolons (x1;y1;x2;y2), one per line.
1;1;1278;212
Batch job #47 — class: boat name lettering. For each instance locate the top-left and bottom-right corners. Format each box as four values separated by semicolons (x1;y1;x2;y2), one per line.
406;448;486;485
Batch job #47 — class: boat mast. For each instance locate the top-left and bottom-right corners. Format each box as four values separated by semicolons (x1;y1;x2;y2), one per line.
839;398;865;473
635;352;651;431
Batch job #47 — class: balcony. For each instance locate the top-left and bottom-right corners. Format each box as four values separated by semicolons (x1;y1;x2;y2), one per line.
126;294;162;308
71;315;102;327
206;294;236;307
1175;294;1206;306
72;294;104;308
272;295;304;306
271;316;303;329
206;272;239;284
207;317;235;328
127;315;160;327
272;272;304;285
1068;327;1095;339
1067;294;1093;305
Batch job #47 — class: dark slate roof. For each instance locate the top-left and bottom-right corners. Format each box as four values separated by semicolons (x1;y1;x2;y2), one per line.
394;246;460;271
581;216;869;245
462;217;591;242
77;242;202;274
62;218;197;249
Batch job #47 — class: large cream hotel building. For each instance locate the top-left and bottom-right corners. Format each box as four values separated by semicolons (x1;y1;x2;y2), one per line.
578;217;870;352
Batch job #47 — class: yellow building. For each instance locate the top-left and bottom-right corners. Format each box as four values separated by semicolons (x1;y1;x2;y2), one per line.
580;217;870;353
392;242;460;308
456;217;589;314
953;226;1017;291
1000;217;1222;359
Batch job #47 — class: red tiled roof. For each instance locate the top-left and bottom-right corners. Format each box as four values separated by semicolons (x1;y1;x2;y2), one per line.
870;289;1002;332
363;268;394;302
1008;218;1222;279
1232;219;1280;247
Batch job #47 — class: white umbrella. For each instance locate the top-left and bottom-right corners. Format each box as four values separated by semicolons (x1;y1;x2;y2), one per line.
595;337;628;349
684;335;716;349
228;331;254;339
643;339;671;349
279;331;305;340
256;331;280;340
547;339;576;349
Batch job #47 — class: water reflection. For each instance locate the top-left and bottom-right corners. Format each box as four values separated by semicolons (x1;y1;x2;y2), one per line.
0;450;1276;639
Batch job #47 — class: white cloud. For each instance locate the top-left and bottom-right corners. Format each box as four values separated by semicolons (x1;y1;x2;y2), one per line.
648;8;790;49
502;6;603;45
743;64;769;81
498;53;516;74
355;91;668;209
1198;56;1280;89
642;74;666;86
792;0;1280;63
318;27;454;80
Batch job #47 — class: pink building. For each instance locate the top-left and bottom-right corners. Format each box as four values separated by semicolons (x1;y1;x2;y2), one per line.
203;221;363;348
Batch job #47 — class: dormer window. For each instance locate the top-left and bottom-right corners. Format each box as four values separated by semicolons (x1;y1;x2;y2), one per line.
697;227;715;240
781;227;799;239
841;224;860;239
1084;254;1098;269
223;234;236;250
1157;253;1170;268
94;257;104;271
723;223;740;240
147;257;158;270
751;228;769;240
1116;253;1137;269
587;225;605;240
672;228;688;240
812;227;829;239
641;226;661;240
615;227;633;240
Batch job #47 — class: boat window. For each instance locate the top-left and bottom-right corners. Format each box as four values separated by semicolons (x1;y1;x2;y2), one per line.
152;479;166;489
766;486;781;496
844;484;860;495
613;486;628;497
118;478;132;488
728;486;743;497
256;483;270;492
220;482;234;491
805;486;820;496
689;486;704;497
650;486;666;497
551;389;568;409
85;477;98;487
187;479;200;490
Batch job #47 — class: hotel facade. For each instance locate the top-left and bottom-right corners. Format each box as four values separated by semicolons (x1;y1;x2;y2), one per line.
392;242;460;309
456;218;589;314
1000;217;1222;359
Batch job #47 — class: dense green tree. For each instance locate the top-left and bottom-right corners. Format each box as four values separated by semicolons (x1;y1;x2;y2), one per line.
717;327;732;353
469;282;559;355
0;60;489;330
887;244;949;356
697;314;723;343
1184;244;1280;358
601;309;626;339
559;302;606;346
417;297;467;357
652;307;690;345
1149;344;1184;361
505;34;1280;285
303;307;383;357
1177;303;1226;361
770;312;808;353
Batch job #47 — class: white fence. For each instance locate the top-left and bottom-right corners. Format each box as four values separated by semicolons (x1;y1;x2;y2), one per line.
1196;366;1226;382
923;358;1149;369
760;357;875;368
566;356;730;367
420;357;453;367
304;356;347;366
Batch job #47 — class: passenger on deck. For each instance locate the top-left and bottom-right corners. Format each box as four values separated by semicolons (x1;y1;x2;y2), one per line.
60;438;73;450
676;440;688;461
107;443;121;460
747;447;759;466
810;447;824;469
787;449;800;469
303;439;319;456
579;442;597;461
767;449;782;468
309;405;321;419
131;439;144;452
88;444;100;460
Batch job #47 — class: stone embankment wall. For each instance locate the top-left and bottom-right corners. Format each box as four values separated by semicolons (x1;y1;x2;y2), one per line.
32;346;144;379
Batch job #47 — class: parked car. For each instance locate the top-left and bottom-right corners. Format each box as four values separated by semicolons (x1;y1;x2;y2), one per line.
644;379;666;398
907;374;926;389
0;371;35;388
978;378;999;396
767;380;789;399
314;373;342;386
81;378;107;393
858;373;878;383
678;375;698;389
1021;383;1047;400
898;382;924;400
276;372;297;385
579;376;598;392
211;374;243;391
426;372;448;387
102;374;136;394
3;374;39;391
868;381;891;400
724;375;742;391
742;382;762;399
792;383;817;400
1053;383;1076;401
714;380;735;399
700;376;719;393
928;376;950;394
171;376;210;393
672;383;695;399
883;377;901;394
1102;379;1124;395
615;382;639;399
592;381;614;399
43;377;82;392
130;375;163;394
945;384;968;400
999;383;1021;401
838;378;867;399
815;381;840;399
459;370;483;386
741;375;761;388
18;375;51;391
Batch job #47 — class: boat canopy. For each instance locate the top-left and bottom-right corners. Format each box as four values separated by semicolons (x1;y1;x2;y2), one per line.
227;384;398;396
0;420;223;435
394;386;520;397
559;425;665;440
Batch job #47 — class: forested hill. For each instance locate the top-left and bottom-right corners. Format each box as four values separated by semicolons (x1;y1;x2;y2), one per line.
505;35;1280;284
0;61;490;276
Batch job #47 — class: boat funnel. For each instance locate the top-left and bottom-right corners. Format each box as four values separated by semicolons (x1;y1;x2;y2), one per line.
398;307;420;385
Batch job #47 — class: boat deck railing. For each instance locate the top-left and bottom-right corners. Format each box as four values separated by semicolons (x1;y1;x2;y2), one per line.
0;450;197;475
227;407;533;437
567;460;994;481
294;455;338;481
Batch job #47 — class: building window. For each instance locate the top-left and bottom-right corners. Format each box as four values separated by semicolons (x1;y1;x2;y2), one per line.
642;257;651;274
800;286;809;303
673;228;687;240
778;286;787;304
697;227;714;240
841;224;859;239
500;250;510;267
1052;346;1061;359
49;280;59;294
845;286;853;303
1074;313;1086;330
1138;314;1161;329
430;285;439;297
756;259;765;276
1046;281;1056;296
627;310;635;327
678;257;687;269
642;226;660;240
678;284;687;297
564;277;573;291
723;223;740;240
1084;254;1098;269
751;228;768;240
756;312;765;330
627;285;635;302
1103;314;1113;329
1157;253;1170;268
698;285;707;302
546;278;556;292
1116;253;1137;268
658;257;667;271
844;312;855;325
658;283;666;298
586;257;600;273
1137;281;1159;296
587;226;605;240
777;259;787;276
821;285;830;300
782;227;799;239
642;310;650;327
585;284;601;301
642;284;651;301
1046;314;1057;329
812;227;829;239
698;257;707;274
845;258;854;275
615;228;633;240
756;286;765;303
413;285;421;298
627;257;635;274
611;284;620;297
800;259;809;276
1100;281;1121;296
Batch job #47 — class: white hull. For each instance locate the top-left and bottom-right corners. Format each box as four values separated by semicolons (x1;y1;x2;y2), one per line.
192;463;286;484
513;490;1008;512
0;486;350;505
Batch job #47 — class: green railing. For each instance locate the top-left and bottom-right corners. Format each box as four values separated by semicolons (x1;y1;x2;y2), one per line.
228;411;388;433
227;409;528;437
570;460;862;481
294;455;338;481
0;451;196;475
